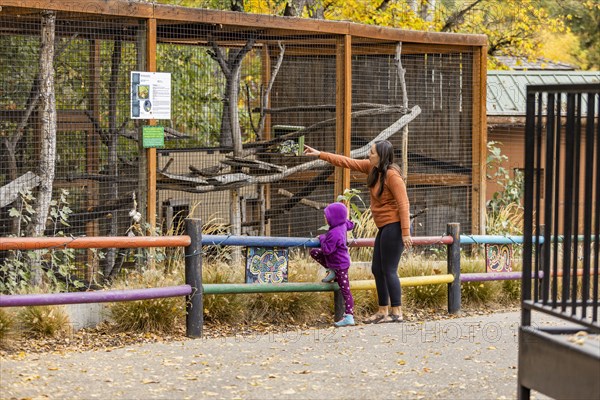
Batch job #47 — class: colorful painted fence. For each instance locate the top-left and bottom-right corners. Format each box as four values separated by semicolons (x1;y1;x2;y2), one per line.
3;219;590;337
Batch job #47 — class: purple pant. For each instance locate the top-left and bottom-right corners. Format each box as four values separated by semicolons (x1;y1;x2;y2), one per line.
310;249;354;315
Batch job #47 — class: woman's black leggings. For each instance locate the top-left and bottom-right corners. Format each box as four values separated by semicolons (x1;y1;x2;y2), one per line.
371;222;404;307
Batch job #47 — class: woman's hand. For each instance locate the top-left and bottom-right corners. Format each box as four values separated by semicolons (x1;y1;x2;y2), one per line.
402;235;413;249
303;145;321;157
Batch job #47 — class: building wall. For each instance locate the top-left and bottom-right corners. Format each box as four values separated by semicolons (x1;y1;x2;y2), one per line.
487;124;594;234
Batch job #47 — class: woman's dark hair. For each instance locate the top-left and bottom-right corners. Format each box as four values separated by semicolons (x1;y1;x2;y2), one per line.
367;140;401;197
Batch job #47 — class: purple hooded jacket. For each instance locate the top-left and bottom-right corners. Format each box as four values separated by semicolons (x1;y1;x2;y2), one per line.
318;202;354;269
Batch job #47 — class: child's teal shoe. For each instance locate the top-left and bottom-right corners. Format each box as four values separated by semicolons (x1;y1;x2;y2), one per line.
321;269;336;283
334;314;355;327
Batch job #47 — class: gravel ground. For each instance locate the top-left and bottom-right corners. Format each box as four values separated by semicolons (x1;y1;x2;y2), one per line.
1;310;583;399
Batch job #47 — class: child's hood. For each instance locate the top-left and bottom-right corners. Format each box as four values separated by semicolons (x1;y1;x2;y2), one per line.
324;202;354;230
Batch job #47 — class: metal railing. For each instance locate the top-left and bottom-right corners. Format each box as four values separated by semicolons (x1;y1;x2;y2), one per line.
518;83;600;399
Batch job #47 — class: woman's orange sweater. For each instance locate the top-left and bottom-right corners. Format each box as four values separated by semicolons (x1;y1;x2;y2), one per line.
319;152;411;236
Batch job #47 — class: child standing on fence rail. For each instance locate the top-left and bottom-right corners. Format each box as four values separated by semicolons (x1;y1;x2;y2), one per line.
310;202;355;327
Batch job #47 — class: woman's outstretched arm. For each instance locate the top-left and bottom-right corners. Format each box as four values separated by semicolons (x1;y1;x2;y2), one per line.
304;145;370;173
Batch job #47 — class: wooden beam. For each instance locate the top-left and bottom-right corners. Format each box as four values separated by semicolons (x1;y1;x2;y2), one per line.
152;6;486;46
1;109;92;127
146;18;157;230
334;35;352;200
281;171;470;186
4;1;487;46
265;42;478;57
88;41;100;177
157;36;474;57
471;45;488;234
277;188;328;210
407;173;471;186
86;39;101;279
0;1;153;18
261;44;273;235
343;35;352;192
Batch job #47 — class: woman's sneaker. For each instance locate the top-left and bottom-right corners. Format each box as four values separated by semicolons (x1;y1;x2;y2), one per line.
334;314;355;327
321;269;336;283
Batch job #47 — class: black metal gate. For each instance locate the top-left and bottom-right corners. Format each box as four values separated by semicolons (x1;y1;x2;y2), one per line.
518;83;600;399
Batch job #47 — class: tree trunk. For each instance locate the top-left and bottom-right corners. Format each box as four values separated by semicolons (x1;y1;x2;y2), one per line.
102;39;122;277
395;43;410;180
219;52;234;148
420;0;436;22
229;53;243;264
28;10;57;286
408;0;419;14
229;54;243;155
209;39;255;265
284;0;310;17
214;44;254;151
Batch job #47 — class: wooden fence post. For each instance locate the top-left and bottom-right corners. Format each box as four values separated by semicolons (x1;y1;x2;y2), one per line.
447;222;461;314
185;218;203;338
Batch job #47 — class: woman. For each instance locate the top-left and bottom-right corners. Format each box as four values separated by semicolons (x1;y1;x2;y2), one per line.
304;140;412;323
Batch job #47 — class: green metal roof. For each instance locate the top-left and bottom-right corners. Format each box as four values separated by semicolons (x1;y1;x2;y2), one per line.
487;71;600;116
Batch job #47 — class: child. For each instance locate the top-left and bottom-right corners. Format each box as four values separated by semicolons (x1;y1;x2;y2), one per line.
310;202;355;327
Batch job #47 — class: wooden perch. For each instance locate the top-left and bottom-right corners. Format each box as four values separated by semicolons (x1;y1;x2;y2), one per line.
277;188;328;210
156;105;421;194
160;158;174;174
189;164;226;177
266;166;334;220
0;172;41;208
164;127;192;139
243;105;406;152
158;171;208;186
207;173;251;185
66;173;138;183
254;102;397;114
222;155;286;174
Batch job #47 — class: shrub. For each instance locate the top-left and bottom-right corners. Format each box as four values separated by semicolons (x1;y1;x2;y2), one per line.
17;306;71;337
108;269;185;333
486;141;524;218
246;292;329;324
486;202;524;236
242;257;330;324
501;278;521;301
0;308;15;344
350;289;379;317
401;257;447;308
1;189;86;294
460;259;501;304
349;208;378;262
498;262;522;301
202;261;247;324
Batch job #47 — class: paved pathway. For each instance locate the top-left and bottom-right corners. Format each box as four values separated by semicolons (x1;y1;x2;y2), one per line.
1;311;559;399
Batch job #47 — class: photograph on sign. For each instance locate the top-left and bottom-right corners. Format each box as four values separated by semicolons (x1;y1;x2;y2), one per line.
130;71;171;120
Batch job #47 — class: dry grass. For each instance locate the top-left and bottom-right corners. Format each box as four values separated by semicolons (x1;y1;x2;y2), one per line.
0;308;15;345
349;208;378;262
400;256;447;308
108;269;185;333
460;258;502;305
17;306;71;337
486;203;524;236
